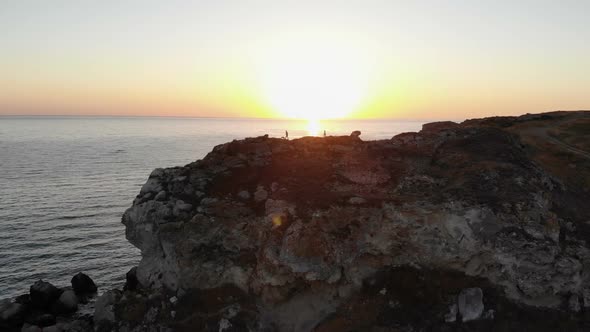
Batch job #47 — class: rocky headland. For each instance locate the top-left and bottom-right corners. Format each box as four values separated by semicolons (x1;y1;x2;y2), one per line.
2;111;590;331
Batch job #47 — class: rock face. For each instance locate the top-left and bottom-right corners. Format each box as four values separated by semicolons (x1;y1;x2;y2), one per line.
119;111;590;331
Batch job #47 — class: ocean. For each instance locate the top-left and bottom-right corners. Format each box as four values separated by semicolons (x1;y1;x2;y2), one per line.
0;116;425;299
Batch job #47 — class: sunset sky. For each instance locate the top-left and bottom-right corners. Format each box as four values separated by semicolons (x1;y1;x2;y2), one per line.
1;1;589;120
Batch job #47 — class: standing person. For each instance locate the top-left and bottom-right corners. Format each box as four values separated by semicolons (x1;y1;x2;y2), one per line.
285;130;289;139
323;130;326;137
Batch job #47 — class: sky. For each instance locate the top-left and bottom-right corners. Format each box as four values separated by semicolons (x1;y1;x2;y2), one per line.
1;0;589;120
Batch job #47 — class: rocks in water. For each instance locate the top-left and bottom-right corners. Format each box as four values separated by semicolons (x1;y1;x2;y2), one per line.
71;272;97;295
7;276;105;331
458;288;484;322
29;280;61;309
2;274;99;331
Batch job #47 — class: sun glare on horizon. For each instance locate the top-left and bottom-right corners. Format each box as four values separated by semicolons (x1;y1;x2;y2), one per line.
306;119;321;136
256;40;374;123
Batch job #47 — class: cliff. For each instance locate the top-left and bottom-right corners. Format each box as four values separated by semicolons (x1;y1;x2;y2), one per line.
110;111;589;331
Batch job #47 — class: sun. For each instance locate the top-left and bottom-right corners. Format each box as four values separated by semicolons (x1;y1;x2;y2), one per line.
257;41;372;121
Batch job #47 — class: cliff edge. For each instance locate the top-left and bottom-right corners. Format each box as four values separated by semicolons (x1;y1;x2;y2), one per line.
111;111;590;331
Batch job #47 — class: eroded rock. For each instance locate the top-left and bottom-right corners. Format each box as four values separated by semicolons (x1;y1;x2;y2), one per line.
118;111;590;331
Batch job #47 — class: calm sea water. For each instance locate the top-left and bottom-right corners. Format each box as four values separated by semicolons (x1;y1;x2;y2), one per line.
0;116;425;299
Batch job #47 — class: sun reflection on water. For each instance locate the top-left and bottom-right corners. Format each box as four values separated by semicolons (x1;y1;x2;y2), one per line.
307;119;321;136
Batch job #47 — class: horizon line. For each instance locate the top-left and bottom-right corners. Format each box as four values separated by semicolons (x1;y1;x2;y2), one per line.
0;110;587;122
0;114;448;122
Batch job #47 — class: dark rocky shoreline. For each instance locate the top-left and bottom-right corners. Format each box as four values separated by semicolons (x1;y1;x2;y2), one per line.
2;111;590;331
0;273;96;331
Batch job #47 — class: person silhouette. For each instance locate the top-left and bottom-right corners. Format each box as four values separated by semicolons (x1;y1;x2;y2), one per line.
285;130;289;139
323;130;326;137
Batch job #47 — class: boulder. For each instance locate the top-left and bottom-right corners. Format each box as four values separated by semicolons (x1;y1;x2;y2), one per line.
350;130;361;137
458;288;484;322
51;289;78;314
124;267;139;291
71;272;97;294
29;280;61;309
0;299;26;328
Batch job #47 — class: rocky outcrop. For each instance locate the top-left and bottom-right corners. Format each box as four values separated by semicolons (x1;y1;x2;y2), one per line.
117;111;590;331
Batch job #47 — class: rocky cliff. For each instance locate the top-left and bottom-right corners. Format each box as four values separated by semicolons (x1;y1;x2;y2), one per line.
110;111;590;331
